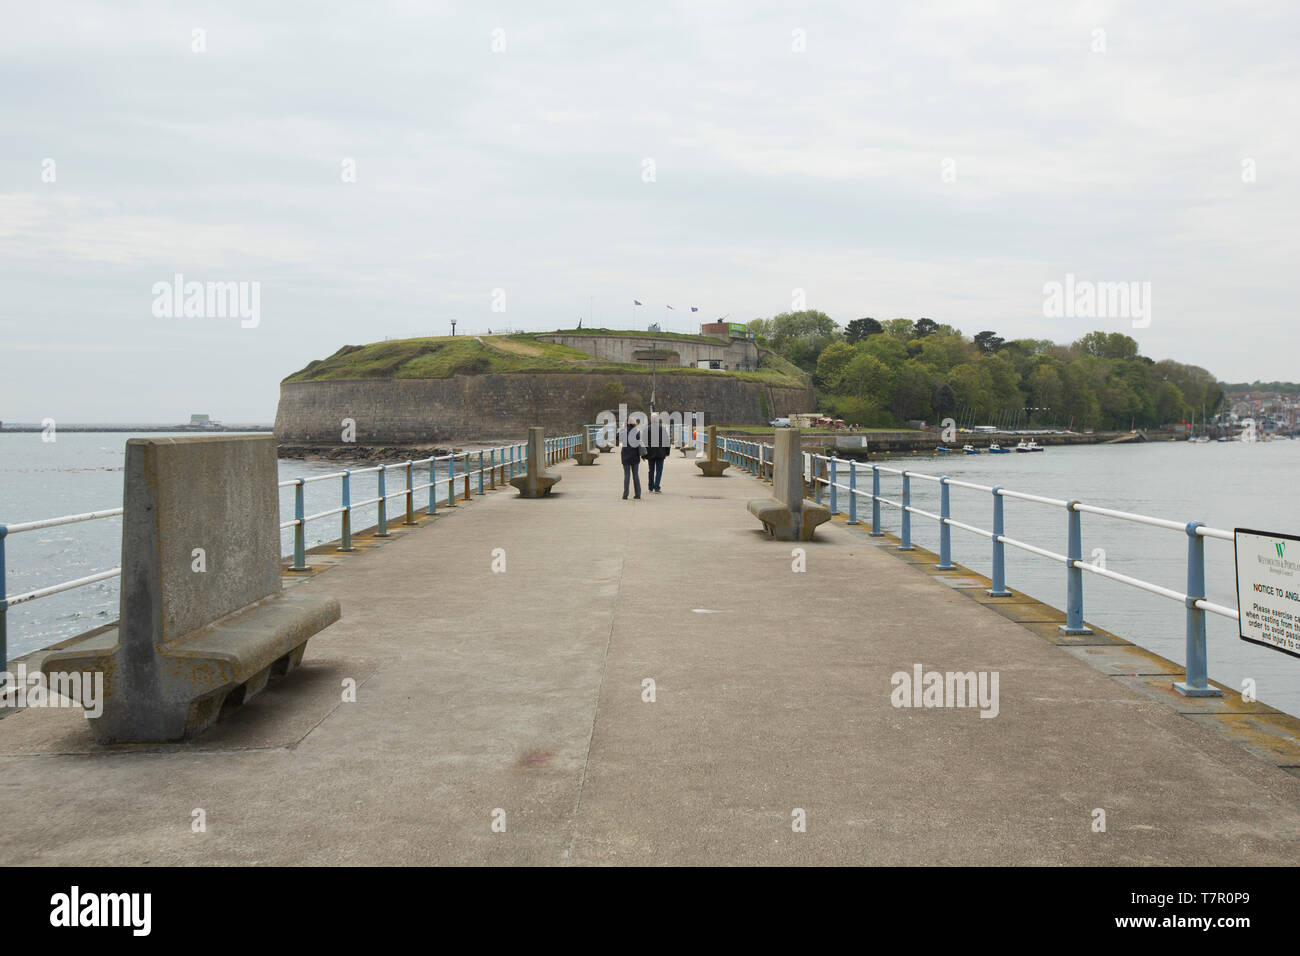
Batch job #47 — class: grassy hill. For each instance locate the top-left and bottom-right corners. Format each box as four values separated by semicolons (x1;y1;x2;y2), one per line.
284;332;809;388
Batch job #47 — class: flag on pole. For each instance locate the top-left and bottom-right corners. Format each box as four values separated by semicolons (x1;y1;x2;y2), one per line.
690;307;698;312
666;305;675;310
633;299;642;305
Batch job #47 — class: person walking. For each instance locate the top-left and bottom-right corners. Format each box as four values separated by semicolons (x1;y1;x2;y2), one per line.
646;413;670;493
619;418;644;500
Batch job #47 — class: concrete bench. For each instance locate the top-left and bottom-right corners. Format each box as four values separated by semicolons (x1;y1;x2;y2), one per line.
509;426;560;497
747;429;830;541
574;428;599;465
41;436;340;742
695;424;730;477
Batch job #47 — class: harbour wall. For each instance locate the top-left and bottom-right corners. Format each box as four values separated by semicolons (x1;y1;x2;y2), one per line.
274;373;814;448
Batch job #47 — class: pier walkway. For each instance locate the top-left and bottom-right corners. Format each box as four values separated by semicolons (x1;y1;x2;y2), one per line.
2;451;1299;865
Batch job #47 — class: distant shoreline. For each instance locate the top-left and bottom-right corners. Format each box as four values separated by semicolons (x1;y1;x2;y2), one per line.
0;425;273;433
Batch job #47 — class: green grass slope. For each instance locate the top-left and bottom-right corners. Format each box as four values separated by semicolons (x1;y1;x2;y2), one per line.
283;332;808;388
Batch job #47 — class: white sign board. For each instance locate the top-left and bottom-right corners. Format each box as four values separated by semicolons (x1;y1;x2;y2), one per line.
1234;528;1300;658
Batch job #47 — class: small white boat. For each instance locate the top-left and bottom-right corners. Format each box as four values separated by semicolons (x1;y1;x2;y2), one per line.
988;443;1010;454
1014;440;1044;453
962;444;981;455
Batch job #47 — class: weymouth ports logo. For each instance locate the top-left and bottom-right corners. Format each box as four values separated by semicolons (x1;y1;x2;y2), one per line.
1255;541;1300;574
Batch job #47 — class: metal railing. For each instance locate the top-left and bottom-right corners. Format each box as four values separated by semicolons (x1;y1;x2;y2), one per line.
717;434;1245;699
0;432;583;679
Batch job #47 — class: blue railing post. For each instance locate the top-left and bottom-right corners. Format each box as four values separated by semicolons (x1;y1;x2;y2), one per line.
376;465;390;536
489;448;497;489
899;473;914;550
870;465;883;536
936;476;954;569
0;525;8;687
429;458;438;514
339;471;356;551
829;458;839;515
847;462;859;525
447;455;457;507
405;460;416;525
1060;501;1091;634
988;487;1011;596
290;478;309;570
1175;521;1221;697
478;451;485;495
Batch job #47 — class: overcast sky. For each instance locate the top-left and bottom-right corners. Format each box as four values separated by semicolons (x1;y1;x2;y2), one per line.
2;0;1297;422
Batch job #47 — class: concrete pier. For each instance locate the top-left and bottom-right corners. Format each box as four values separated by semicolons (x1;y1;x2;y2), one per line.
2;452;1299;865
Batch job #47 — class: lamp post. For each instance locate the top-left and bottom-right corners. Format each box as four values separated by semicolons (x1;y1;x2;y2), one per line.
650;332;657;413
450;319;457;336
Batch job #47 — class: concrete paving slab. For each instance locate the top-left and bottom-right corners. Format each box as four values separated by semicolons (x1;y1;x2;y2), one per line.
1063;644;1184;675
2;452;1298;865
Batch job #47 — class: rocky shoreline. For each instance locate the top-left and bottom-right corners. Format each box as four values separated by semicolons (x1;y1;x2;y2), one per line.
276;441;515;462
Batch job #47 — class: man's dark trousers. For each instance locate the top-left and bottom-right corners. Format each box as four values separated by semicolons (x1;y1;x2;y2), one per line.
647;456;664;491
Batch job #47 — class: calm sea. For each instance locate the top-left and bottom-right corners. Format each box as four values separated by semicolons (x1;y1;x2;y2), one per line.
3;432;1299;717
0;432;477;660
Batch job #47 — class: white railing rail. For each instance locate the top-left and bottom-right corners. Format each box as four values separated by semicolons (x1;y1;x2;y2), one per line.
0;433;584;679
715;434;1245;699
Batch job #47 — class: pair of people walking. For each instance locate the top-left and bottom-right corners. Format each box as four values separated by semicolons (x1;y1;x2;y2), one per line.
618;413;671;499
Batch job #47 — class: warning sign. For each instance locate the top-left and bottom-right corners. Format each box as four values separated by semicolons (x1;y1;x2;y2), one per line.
1234;528;1300;658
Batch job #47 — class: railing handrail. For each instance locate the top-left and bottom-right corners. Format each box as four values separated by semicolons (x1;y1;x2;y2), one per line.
785;444;1235;540
0;433;583;677
713;433;1256;699
3;508;124;535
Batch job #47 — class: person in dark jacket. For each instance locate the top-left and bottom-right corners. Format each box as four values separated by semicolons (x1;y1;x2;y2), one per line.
646;413;670;493
619;420;644;499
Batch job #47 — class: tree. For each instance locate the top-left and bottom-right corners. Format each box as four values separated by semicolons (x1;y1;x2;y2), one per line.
947;363;995;420
1027;364;1064;422
841;353;896;405
973;330;1005;354
931;381;957;419
815;342;854;391
913;334;972;374
913;318;939;338
764;310;840;373
1154;380;1186;424
844;317;883;343
858;334;909;369
881;318;915;340
1074;331;1139;360
892;361;934;421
